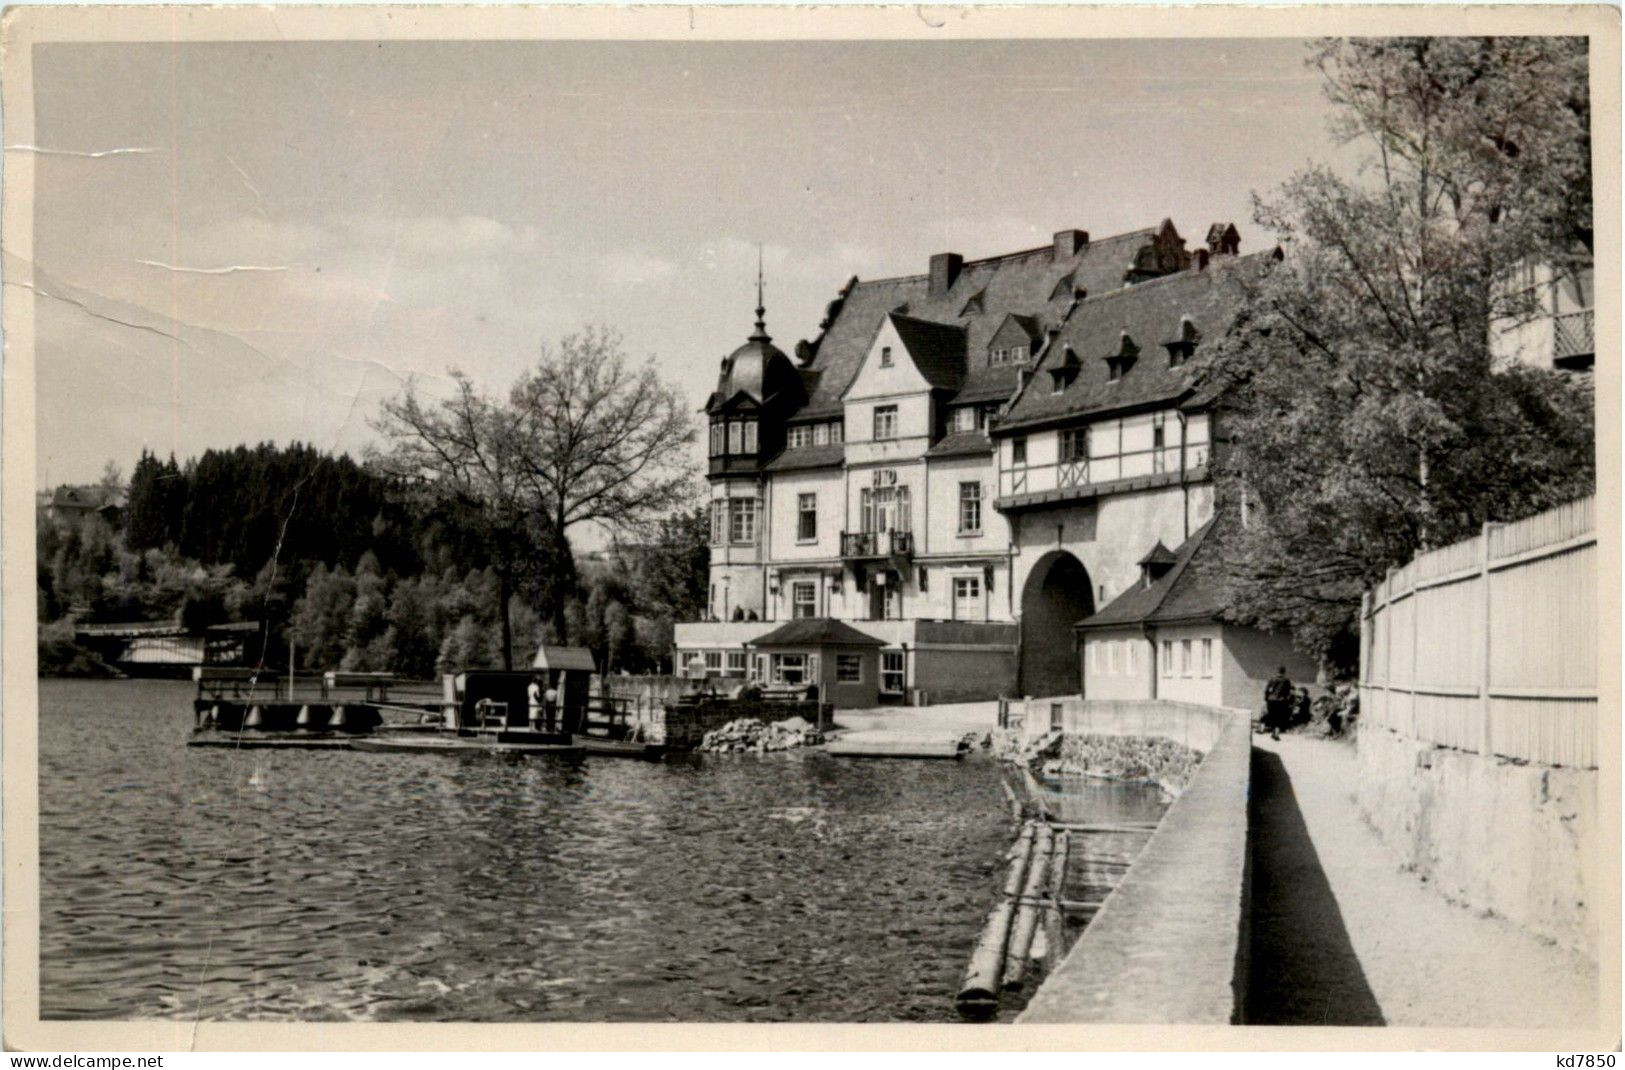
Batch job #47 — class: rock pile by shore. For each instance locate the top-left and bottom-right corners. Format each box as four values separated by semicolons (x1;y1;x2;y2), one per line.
698;716;819;753
1041;733;1202;795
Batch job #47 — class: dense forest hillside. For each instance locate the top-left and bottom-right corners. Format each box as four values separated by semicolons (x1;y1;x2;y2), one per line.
39;443;707;678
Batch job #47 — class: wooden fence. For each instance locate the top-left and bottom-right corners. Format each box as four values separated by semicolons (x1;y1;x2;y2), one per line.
1360;496;1597;769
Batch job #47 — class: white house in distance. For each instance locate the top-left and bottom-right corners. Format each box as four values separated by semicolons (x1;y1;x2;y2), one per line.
1491;258;1595;372
673;218;1314;706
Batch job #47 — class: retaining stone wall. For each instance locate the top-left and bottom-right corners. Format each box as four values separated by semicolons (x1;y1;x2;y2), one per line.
1358;724;1597;958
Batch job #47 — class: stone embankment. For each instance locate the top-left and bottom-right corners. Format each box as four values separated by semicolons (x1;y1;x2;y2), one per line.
1038;733;1202;796
697;717;820;753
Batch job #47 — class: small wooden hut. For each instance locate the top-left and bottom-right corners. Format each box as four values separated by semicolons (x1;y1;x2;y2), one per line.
533;644;597;732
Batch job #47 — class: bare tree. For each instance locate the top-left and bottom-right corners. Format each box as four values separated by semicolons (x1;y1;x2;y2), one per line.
508;327;696;636
373;327;695;661
371;373;537;668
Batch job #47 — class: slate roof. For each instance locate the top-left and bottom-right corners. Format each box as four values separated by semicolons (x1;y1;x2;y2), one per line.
748;618;887;647
762;443;846;472
886;313;967;392
1137;541;1178;568
925;430;995;459
998;251;1277;432
1077;518;1226;630
794;225;1175;419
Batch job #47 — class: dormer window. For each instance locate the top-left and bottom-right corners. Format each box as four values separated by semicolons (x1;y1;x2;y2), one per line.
719;417;758;456
1049;271;1076;302
1049;344;1082;394
960;290;986;317
880;345;893;368
990;343;1029;366
1166;316;1201;368
1106;331;1139;383
1137;540;1178;589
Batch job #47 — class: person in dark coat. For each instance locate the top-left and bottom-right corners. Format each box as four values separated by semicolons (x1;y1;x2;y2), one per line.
1263;667;1294;740
1293;686;1313;727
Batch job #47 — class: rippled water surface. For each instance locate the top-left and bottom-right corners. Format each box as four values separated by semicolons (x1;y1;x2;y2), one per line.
40;679;1162;1022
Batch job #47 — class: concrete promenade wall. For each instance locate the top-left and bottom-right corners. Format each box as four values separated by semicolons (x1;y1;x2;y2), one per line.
1020;696;1242;754
1358;724;1598;957
1019;702;1252;1023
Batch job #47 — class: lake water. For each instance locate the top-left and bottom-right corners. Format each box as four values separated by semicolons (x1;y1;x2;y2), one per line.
38;678;1164;1022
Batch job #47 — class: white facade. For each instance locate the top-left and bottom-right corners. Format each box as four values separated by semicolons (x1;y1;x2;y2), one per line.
677;221;1251;701
998;411;1209;499
1490;261;1595;371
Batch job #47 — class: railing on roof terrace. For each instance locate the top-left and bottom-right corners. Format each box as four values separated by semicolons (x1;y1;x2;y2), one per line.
998;443;1210;498
1553;309;1594;362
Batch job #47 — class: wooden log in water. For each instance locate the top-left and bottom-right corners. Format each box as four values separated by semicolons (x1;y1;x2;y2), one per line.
1042;831;1069;971
1058;898;1111;912
1002;823;1055;991
955;822;1036;1018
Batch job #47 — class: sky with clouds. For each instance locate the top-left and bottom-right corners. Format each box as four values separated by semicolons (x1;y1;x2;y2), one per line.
27;38;1353;494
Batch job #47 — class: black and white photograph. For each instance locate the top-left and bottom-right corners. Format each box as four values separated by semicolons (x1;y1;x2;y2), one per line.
2;4;1617;1053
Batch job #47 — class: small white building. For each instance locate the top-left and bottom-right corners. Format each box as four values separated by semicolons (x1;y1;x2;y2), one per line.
1075;518;1318;710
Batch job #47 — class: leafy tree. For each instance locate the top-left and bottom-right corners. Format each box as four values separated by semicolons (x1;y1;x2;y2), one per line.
287;563;356;671
631;507;710;624
341;552;392;670
1199;36;1596;670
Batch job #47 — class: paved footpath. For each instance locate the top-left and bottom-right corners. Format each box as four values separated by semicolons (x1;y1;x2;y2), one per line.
1248;733;1600;1028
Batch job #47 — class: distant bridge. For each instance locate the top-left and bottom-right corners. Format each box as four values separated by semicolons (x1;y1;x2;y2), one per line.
74;620;264;675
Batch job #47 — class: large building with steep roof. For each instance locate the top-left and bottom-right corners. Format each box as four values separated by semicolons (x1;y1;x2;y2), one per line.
675;219;1291;703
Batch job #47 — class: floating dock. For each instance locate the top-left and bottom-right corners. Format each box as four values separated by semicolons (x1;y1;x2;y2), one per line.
824;730;965;760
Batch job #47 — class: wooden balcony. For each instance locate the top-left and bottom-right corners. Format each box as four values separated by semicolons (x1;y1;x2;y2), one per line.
1554;309;1594;368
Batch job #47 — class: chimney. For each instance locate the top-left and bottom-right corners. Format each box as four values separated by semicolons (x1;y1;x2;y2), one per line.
929;252;963;298
1190;248;1210;273
1053;229;1089;259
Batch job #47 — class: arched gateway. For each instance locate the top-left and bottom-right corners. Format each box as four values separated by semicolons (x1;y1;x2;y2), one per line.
1018;551;1095;697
